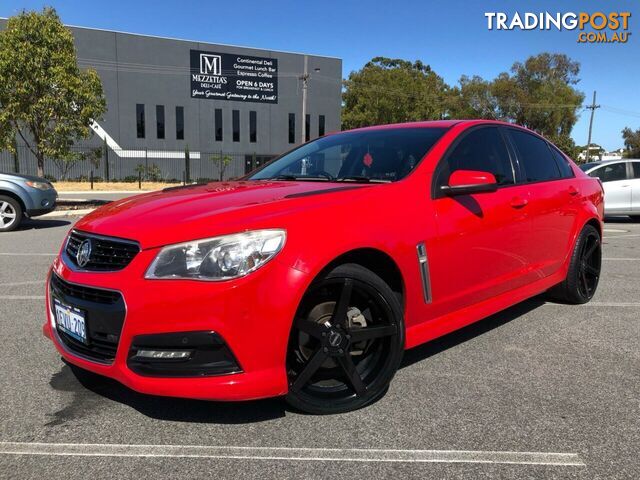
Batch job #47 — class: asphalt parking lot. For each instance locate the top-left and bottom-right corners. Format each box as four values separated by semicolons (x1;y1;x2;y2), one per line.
0;215;638;479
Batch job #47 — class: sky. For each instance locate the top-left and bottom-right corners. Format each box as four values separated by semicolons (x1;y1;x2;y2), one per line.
1;0;639;150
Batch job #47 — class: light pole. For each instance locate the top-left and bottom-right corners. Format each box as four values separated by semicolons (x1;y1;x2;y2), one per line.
300;56;320;144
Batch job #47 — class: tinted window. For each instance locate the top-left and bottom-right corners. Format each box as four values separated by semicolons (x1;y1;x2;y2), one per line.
215;109;223;142
305;114;311;142
589;163;627;182
438;127;514;187
156;105;165;139
175;106;184;140
510;130;561;182
136;104;145;139
549;146;574;178
249;111;257;143
319;115;325;137
232;110;240;142
250;128;446;182
288;113;295;144
632;162;640;179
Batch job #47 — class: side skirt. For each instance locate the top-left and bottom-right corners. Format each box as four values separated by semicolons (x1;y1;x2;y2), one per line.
404;269;565;349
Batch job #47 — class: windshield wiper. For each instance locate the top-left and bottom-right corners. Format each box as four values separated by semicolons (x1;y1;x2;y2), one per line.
336;176;391;184
271;174;330;181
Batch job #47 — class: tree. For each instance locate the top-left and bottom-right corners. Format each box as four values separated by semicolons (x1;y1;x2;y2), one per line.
210;153;233;181
622;127;640;158
448;75;499;120
493;53;584;157
342;57;449;129
0;8;106;177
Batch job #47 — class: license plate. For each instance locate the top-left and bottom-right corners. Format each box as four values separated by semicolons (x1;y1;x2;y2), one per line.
54;298;87;344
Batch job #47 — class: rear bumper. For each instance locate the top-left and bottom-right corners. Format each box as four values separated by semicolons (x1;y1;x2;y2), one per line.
44;250;311;401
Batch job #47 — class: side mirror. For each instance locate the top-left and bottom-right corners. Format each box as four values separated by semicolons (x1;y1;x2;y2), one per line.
440;169;498;196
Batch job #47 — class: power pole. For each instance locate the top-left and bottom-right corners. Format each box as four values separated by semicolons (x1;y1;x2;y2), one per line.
586;91;600;161
300;55;309;145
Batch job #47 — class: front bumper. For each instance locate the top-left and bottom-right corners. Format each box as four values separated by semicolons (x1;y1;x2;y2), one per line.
44;249;310;401
26;188;57;217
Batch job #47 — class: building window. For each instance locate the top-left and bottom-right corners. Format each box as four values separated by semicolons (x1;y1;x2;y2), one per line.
156;105;165;139
319;115;325;137
136;104;145;139
232;110;240;142
288;113;295;144
249;111;257;143
215;108;223;142
175;106;184;140
305;114;310;142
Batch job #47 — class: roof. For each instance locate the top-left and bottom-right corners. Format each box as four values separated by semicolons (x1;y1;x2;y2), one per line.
0;17;341;60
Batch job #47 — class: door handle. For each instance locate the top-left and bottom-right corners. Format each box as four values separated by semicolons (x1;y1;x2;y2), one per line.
568;186;580;196
510;196;528;209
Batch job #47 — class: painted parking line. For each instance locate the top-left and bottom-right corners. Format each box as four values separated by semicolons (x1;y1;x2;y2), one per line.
0;295;45;300
0;442;585;467
545;301;640;307
603;228;629;233
0;252;56;256
604;234;640;240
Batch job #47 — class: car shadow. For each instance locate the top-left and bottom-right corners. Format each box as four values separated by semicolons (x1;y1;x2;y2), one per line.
52;362;286;424
400;296;547;369
18;218;71;230
604;216;636;224
50;296;547;424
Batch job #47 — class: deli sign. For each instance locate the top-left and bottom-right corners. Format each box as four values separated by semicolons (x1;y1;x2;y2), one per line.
190;49;278;104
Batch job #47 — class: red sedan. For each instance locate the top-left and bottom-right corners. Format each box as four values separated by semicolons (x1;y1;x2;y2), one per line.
44;120;604;414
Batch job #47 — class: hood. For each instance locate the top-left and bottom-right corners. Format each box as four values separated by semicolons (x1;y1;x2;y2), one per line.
0;172;51;183
74;180;368;249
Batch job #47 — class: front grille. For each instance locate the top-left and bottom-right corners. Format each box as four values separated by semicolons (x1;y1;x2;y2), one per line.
65;230;140;271
50;273;120;304
50;274;125;363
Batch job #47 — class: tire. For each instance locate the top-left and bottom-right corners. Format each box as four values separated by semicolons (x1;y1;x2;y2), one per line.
285;263;404;414
548;224;601;304
0;195;22;232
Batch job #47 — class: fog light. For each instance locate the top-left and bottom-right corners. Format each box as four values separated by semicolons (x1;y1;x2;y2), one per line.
134;349;192;360
41;199;51;207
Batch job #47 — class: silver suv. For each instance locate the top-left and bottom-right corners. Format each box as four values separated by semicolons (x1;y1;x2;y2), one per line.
579;159;640;220
0;172;57;232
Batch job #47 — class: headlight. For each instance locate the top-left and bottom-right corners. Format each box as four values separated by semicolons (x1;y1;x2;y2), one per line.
25;180;53;190
145;229;286;281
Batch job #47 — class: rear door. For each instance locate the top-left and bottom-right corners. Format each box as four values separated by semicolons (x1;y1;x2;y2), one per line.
587;162;632;214
505;128;579;277
429;126;536;314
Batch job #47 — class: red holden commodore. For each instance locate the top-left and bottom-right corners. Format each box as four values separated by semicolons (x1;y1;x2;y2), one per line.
44;120;604;414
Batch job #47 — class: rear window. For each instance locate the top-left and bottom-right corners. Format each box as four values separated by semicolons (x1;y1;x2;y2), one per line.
509;129;561;182
549;146;574;178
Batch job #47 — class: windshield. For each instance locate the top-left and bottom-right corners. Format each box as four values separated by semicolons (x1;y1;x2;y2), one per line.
249;127;447;183
579;162;601;172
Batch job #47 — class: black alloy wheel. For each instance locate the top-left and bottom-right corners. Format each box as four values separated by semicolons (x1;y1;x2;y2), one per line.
548;224;602;304
576;229;601;300
286;263;404;414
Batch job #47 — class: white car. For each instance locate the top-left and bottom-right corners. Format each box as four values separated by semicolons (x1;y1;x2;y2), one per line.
579;159;640;221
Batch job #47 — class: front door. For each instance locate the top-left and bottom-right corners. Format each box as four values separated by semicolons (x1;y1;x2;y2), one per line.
429;126;536;315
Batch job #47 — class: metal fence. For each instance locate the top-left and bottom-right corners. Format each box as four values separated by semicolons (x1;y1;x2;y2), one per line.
0;145;276;183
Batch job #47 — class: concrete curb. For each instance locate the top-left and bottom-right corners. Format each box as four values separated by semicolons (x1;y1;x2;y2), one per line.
39;208;96;219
